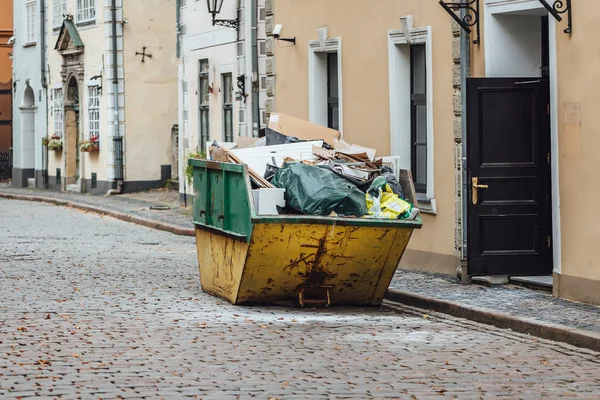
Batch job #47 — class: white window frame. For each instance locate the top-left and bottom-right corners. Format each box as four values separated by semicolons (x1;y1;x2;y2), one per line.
388;23;435;210
76;0;96;24
54;88;64;137
53;0;66;29
87;85;100;140
25;0;36;45
308;29;343;134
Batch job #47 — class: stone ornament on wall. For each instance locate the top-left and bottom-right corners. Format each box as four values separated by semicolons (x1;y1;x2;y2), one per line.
265;16;274;36
266;38;274;56
265;0;273;15
265;58;275;77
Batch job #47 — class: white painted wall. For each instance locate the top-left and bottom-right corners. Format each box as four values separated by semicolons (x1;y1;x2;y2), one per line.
485;14;541;77
484;0;546;78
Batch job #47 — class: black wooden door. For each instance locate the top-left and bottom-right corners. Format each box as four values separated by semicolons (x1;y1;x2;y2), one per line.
467;78;552;276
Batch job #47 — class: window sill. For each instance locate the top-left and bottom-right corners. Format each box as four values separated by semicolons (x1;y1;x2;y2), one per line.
76;20;96;28
23;42;37;48
416;194;436;215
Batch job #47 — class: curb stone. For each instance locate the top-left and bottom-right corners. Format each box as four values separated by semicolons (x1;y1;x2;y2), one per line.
0;193;195;237
385;288;600;352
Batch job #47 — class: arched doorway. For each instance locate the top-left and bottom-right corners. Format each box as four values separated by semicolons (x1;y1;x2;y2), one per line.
64;76;80;187
17;85;36;187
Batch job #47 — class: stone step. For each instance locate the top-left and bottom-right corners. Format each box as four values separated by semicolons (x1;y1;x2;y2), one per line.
66;184;80;193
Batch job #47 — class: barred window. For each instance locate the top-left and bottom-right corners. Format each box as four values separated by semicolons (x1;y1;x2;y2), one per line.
53;0;66;29
26;0;36;44
88;86;100;139
76;0;96;23
54;89;64;137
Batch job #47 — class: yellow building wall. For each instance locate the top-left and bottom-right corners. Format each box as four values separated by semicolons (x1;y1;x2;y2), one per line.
273;0;459;272
0;0;12;84
123;0;178;182
553;4;600;301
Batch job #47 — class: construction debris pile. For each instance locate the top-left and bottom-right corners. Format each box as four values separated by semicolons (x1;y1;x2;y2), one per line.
208;113;420;220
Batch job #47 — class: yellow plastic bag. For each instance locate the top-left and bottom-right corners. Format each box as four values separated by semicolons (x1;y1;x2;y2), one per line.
366;177;414;219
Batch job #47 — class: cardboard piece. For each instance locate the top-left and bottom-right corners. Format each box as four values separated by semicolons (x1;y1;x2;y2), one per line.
236;136;259;149
333;139;377;161
209;146;229;162
268;113;341;145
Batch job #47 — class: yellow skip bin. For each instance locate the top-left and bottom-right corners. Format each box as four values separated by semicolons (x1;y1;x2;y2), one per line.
189;159;422;307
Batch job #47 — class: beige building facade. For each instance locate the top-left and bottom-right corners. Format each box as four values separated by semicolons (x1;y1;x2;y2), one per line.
44;0;178;194
268;0;600;306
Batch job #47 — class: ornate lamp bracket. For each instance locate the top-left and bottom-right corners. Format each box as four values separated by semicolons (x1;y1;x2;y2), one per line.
439;0;480;45
538;0;572;34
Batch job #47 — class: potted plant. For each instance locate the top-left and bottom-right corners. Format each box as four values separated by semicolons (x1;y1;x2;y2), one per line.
48;134;63;151
80;135;100;152
42;136;49;146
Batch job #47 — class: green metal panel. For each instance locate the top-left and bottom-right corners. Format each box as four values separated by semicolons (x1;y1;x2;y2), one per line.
189;159;253;241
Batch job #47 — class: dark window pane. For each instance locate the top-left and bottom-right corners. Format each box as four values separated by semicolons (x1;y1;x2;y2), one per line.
416;104;427;143
224;108;233;142
200;109;209;150
411;45;426;95
410;44;427;193
199;59;209;73
327;53;339;130
416;145;427;189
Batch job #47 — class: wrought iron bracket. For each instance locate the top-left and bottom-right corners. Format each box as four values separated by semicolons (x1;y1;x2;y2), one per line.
538;0;572;34
213;16;239;30
237;75;247;103
439;0;480;45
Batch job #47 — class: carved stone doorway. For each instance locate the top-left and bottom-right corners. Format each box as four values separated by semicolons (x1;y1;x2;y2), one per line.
64;76;80;189
55;17;85;192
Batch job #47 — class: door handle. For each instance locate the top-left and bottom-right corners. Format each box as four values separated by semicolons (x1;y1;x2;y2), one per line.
471;177;489;205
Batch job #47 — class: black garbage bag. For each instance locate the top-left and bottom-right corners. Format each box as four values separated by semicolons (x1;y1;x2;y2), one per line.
272;163;367;217
381;166;405;199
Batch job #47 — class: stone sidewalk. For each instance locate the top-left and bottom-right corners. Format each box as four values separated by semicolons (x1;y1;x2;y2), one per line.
2;183;600;352
0;183;194;236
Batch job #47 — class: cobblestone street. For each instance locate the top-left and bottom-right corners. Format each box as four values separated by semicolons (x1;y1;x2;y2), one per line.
2;199;600;399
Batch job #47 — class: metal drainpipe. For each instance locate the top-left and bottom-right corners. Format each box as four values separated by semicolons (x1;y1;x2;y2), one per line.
460;7;471;262
111;0;123;193
41;0;48;188
251;0;259;137
175;0;181;59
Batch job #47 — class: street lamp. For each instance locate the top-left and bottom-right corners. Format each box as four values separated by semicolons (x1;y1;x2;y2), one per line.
207;0;239;30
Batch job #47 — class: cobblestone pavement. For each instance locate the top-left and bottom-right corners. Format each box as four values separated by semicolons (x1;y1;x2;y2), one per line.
0;183;193;230
2;199;600;399
390;268;600;334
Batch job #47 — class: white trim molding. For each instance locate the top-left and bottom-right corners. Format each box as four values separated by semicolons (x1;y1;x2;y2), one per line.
388;22;435;207
548;14;561;275
308;27;343;135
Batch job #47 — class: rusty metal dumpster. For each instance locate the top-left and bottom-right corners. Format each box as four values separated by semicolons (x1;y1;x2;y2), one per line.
189;159;422;307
